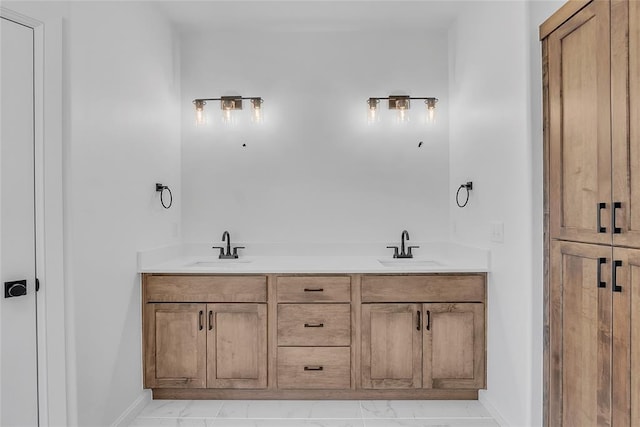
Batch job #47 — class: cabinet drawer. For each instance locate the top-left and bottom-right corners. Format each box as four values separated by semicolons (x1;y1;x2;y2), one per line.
145;275;267;303
277;276;351;302
277;347;351;389
278;304;351;346
361;275;485;303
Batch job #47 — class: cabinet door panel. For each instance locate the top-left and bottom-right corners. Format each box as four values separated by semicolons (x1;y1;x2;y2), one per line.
207;303;267;389
612;0;640;249
612;247;640;426
361;303;421;389
144;303;206;388
423;303;484;389
548;1;612;245
550;241;612;426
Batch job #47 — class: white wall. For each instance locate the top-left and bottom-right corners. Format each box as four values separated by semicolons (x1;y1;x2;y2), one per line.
180;29;450;248
65;2;181;425
448;1;534;425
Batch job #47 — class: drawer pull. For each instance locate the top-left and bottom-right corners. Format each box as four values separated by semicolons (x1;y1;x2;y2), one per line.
304;366;324;371
198;310;204;331
304;288;324;292
304;323;324;328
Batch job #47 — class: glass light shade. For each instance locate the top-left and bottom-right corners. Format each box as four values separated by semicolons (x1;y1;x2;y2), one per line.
425;98;437;124
396;108;409;123
194;100;206;125
251;98;264;124
367;98;379;124
222;108;233;124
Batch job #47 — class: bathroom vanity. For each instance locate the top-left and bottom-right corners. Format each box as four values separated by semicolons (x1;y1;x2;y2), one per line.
141;257;487;400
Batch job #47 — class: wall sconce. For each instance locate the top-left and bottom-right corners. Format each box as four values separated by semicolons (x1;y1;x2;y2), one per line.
193;96;264;125
367;95;438;124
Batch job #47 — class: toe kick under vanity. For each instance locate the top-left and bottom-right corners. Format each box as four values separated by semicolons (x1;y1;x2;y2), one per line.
140;256;487;400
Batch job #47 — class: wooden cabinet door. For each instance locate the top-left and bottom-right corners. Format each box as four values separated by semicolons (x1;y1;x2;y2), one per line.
611;247;640;426
361;303;422;389
547;1;612;245
550;241;612;426
206;303;267;389
612;0;640;249
422;303;484;389
144;303;206;388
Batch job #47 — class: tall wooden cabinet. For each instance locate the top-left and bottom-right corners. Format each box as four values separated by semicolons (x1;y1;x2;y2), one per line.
542;0;639;425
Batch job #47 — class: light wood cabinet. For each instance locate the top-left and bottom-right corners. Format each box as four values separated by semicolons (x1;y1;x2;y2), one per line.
360;276;486;391
549;241;612;426
546;0;640;248
207;303;267;389
547;0;612;246
611;0;640;248
611;247;640;425
143;272;486;399
361;303;422;389
143;276;268;390
144;303;207;389
423;303;484;390
543;0;640;425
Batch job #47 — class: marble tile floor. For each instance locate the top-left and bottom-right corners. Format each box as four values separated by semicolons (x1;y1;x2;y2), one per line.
129;400;500;427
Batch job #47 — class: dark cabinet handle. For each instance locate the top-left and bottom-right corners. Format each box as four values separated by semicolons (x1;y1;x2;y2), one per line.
304;366;323;371
426;310;431;331
304;323;324;328
613;202;622;234
208;310;213;331
597;258;607;288
417;310;421;331
613;260;623;292
597;202;607;233
304;288;324;292
198;310;204;330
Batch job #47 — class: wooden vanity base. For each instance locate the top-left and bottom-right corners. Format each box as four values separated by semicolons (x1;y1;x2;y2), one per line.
143;273;487;400
152;388;478;400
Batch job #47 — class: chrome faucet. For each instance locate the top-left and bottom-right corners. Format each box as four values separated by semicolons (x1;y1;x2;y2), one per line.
387;230;419;258
212;231;244;259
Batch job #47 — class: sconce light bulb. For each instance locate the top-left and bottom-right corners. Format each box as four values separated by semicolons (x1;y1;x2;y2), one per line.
425;98;438;124
397;108;408;123
367;98;380;124
194;100;206;125
251;98;264;124
223;108;233;124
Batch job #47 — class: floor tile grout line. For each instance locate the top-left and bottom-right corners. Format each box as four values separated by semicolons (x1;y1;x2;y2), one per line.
213;400;225;419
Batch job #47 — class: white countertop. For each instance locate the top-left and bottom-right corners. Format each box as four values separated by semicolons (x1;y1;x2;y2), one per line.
139;255;487;274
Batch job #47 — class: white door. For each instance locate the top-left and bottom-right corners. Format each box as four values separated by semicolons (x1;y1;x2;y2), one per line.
0;16;39;427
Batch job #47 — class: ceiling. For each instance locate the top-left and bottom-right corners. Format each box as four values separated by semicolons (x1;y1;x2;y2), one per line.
156;1;465;33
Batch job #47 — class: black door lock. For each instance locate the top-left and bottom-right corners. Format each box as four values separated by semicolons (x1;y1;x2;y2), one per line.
5;280;27;298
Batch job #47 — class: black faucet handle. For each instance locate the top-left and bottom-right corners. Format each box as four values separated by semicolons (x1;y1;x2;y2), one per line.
386;246;400;258
407;245;420;256
212;246;225;257
232;247;245;258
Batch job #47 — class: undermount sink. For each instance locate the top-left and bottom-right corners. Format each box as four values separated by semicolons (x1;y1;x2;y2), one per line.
187;259;252;267
377;259;442;267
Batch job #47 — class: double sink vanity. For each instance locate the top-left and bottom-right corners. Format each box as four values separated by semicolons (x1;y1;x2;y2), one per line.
139;236;488;400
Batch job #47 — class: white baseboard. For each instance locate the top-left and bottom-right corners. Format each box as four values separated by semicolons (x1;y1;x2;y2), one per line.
479;392;510;427
111;390;151;427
